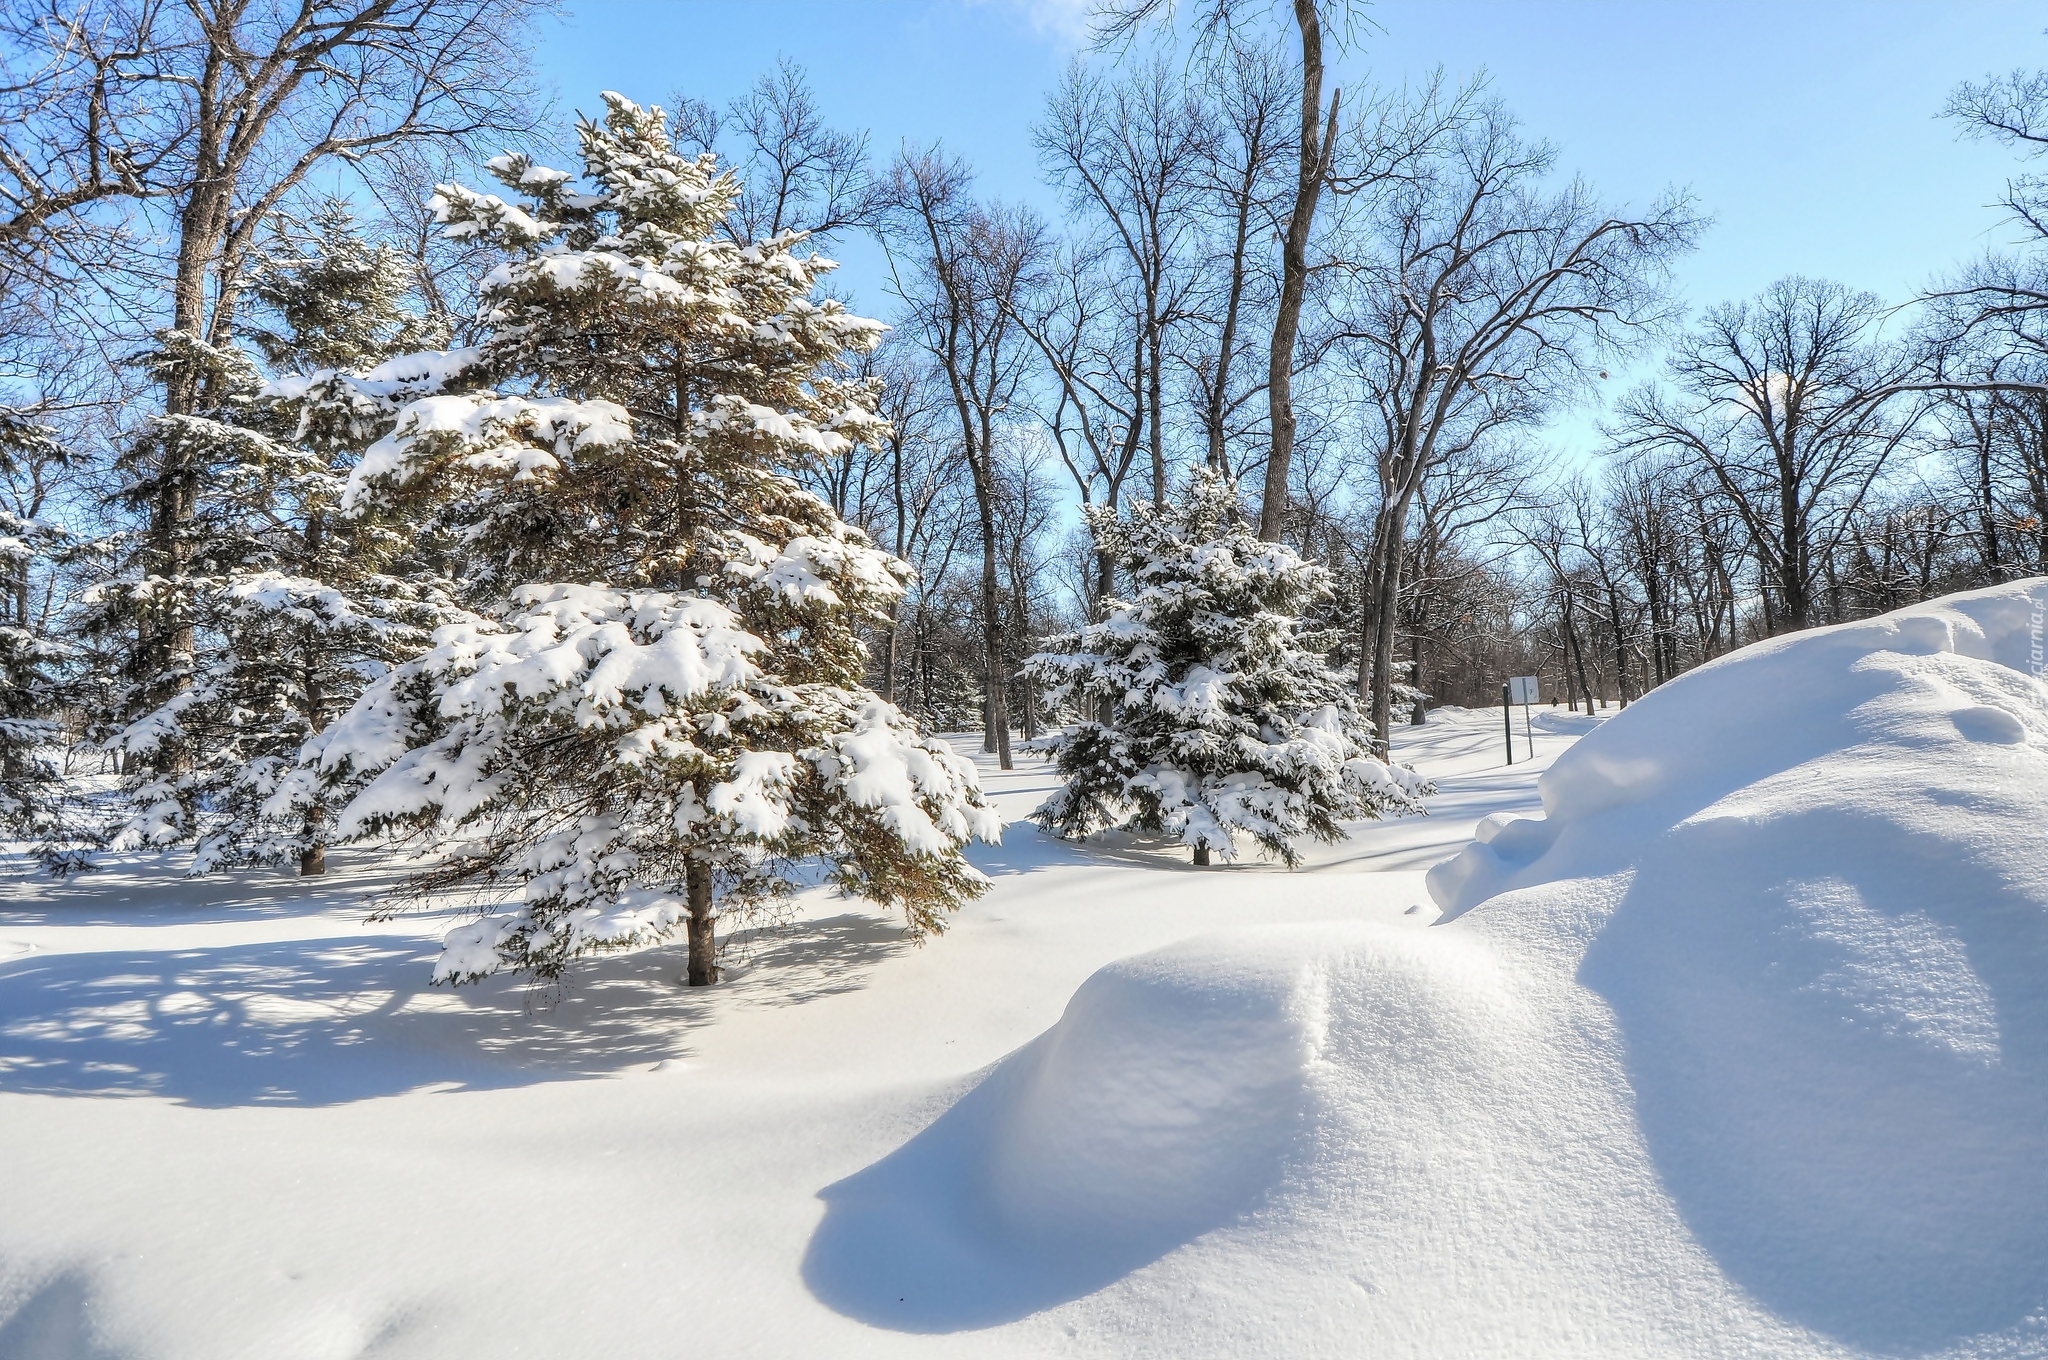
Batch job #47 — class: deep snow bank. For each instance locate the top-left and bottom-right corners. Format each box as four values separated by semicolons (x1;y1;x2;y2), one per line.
1433;579;2048;1352
1430;579;2048;918
812;582;2048;1357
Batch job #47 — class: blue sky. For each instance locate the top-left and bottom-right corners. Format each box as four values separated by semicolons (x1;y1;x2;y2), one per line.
529;0;2048;452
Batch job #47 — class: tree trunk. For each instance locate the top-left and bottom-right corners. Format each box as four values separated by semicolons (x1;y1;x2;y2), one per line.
686;858;718;986
1567;605;1593;714
1193;843;1211;866
883;617;899;703
1607;591;1631;709
978;495;1012;769
1206;170;1255;474
1356;562;1372;701
1259;0;1337;542
1369;545;1403;752
1978;429;2000;582
299;844;326;876
1409;631;1426;725
1149;319;1167;507
887;432;907;702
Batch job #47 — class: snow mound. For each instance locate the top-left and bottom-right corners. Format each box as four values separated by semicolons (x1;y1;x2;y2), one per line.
804;921;1518;1333
1429;580;2048;919
811;583;2048;1356
1429;579;2048;1352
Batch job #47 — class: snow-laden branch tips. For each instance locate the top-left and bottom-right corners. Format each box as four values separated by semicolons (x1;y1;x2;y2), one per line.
264;94;998;986
1027;469;1431;867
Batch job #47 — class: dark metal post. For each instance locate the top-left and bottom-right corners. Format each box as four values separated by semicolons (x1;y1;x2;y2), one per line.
1502;683;1513;765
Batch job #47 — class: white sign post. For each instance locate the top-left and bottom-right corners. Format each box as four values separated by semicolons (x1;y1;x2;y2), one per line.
1509;675;1538;760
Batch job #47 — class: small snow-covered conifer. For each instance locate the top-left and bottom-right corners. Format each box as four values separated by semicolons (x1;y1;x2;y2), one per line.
1026;469;1430;866
299;94;1000;985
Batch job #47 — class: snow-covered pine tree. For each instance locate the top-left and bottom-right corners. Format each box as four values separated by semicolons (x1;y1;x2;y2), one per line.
299;93;1000;986
0;409;75;836
83;328;267;847
1025;468;1431;866
88;206;468;873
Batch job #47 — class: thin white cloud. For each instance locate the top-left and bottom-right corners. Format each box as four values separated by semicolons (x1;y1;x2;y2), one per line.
968;0;1098;47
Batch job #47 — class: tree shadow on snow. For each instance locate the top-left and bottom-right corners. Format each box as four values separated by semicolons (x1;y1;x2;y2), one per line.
1580;808;2048;1354
0;912;909;1108
960;821;1102;877
0;847;419;927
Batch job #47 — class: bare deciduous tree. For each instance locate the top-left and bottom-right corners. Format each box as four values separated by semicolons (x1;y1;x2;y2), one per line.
883;148;1047;768
1330;81;1694;745
672;58;881;247
1613;277;1920;634
1036;55;1207;508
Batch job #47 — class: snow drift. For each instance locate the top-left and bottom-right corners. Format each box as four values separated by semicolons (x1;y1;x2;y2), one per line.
804;921;1525;1333
812;581;2048;1357
1429;578;2048;1352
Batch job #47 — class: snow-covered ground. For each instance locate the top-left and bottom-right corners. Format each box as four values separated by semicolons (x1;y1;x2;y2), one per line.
3;584;2044;1360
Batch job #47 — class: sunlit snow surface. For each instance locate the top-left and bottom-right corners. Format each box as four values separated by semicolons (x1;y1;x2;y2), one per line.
5;581;2048;1358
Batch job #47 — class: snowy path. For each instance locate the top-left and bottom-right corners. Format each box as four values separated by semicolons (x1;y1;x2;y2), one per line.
0;707;1591;1358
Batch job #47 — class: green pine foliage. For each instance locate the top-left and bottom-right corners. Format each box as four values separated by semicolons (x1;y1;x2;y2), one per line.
1027;469;1432;866
0;410;74;837
298;94;1000;985
88;206;469;871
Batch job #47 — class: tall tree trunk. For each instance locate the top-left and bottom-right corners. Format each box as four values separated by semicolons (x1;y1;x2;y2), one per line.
1355;560;1372;701
1369;543;1403;752
1978;427;2001;581
1566;597;1593;712
1778;470;1811;630
1605;588;1631;708
141;44;235;777
1258;0;1337;542
1365;489;1418;753
1206;174;1255;474
885;433;907;703
686;857;718;986
1148;306;1167;507
975;475;1013;769
1010;551;1037;741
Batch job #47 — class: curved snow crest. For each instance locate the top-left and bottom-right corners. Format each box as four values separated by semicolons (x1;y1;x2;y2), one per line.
1423;579;2048;1352
814;586;2048;1352
805;921;1519;1332
1427;579;2048;918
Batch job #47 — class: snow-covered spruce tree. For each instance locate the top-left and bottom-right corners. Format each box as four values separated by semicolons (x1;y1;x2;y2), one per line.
88;208;467;873
298;93;1000;986
0;410;75;836
1025;469;1431;866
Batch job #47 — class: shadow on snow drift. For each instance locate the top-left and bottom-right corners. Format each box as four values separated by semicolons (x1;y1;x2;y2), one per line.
1582;808;2048;1354
804;936;1314;1331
